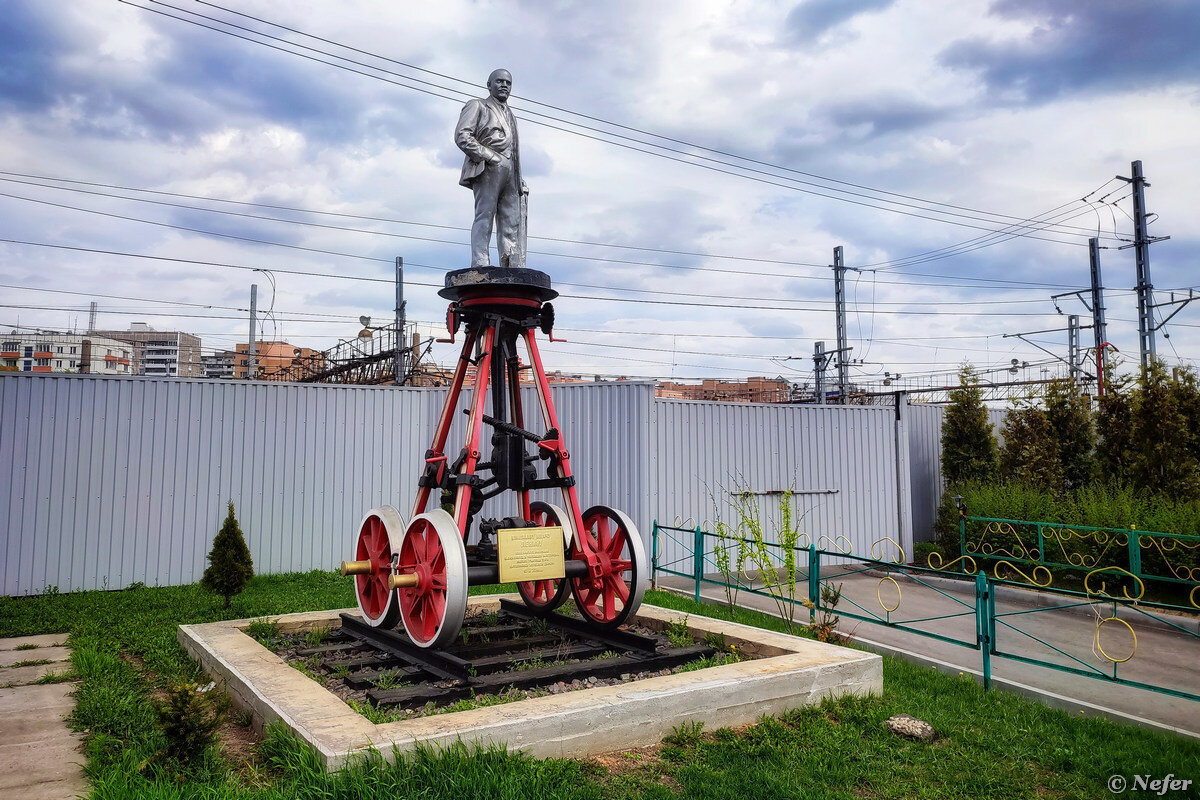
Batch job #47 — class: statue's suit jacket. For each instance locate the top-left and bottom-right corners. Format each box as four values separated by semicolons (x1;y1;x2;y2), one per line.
456;96;521;189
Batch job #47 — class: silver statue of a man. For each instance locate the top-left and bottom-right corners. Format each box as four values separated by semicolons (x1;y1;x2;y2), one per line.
456;68;529;268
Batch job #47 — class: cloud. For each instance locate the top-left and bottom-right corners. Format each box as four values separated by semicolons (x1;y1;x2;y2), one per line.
783;0;895;43
822;96;950;140
0;3;70;111
940;0;1200;104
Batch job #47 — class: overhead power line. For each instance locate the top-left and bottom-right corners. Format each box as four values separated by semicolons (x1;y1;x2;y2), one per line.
121;0;1119;250
0;237;1067;317
0;171;1088;291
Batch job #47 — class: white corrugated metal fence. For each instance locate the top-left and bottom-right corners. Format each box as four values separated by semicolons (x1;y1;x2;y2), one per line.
3;374;962;595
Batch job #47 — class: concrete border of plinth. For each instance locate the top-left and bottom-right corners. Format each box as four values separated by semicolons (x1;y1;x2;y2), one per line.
179;595;881;769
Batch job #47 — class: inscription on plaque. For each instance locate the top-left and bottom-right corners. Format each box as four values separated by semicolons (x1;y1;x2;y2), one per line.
497;526;566;583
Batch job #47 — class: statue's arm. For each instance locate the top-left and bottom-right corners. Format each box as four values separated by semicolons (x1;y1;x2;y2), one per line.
455;100;501;165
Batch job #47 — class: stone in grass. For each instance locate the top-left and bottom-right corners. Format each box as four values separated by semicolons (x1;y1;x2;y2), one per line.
884;714;935;741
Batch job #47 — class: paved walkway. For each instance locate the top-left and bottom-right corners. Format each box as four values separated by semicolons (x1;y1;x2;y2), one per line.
658;569;1200;738
0;633;87;800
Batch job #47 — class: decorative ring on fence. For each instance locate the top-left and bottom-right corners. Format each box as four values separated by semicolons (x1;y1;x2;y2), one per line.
672;516;696;529
1093;616;1137;663
876;576;901;613
1065;552;1100;569
870;537;906;564
816;535;853;554
975;541;1037;561
1084;566;1146;602
1191;585;1199;611
796;532;813;550
926;552;978;575
993;560;1052;588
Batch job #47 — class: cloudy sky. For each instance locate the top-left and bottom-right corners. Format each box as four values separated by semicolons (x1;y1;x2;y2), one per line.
2;0;1198;393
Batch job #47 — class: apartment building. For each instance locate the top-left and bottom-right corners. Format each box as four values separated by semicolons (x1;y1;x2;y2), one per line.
90;323;203;377
201;352;235;379
1;331;133;374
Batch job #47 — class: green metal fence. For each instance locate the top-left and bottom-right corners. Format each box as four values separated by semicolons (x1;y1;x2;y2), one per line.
652;521;1200;702
958;515;1200;601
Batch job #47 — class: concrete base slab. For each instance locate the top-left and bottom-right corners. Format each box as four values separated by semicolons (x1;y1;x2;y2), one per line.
0;683;87;799
180;596;882;769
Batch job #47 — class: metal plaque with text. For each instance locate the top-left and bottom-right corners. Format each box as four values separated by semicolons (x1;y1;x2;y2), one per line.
497;526;566;583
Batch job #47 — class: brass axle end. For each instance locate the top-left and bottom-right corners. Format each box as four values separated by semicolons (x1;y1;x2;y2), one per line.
339;560;372;576
388;573;420;590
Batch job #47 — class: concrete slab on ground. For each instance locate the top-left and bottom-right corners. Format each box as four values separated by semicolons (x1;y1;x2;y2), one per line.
0;634;87;800
180;596;882;769
0;633;69;650
0;640;87;800
0;645;72;667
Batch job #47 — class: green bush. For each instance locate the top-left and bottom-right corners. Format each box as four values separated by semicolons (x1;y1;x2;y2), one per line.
913;542;944;567
153;681;228;767
941;482;1200;583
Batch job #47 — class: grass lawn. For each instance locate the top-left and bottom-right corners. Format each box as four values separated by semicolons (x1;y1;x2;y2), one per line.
1;572;1196;799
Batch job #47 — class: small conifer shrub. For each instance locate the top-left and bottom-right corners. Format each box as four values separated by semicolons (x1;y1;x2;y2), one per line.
154;681;227;766
201;501;254;608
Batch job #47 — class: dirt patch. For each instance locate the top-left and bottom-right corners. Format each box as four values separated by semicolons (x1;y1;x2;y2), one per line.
217;714;264;772
590;744;681;792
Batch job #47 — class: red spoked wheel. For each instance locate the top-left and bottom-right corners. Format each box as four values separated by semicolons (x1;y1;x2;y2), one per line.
570;505;648;629
396;509;468;649
353;507;404;628
516;501;574;614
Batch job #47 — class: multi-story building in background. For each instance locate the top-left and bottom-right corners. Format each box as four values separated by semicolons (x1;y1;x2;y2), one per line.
90;323;203;377
657;376;794;403
200;352;235;379
1;330;134;375
232;341;324;380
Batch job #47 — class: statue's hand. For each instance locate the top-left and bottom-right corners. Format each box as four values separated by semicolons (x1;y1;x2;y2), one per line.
520;180;529;196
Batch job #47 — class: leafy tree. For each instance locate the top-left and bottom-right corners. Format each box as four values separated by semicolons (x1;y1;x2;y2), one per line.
201;501;254;608
1095;376;1134;484
1129;361;1200;500
998;403;1063;491
941;365;997;485
1044;379;1095;491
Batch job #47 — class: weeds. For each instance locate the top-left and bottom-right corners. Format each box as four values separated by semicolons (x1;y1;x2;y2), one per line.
663;720;705;746
303;626;331;648
804;581;847;643
245;618;282;649
7;658;52;668
512;656;548;671
374;669;408;690
15;642;38;650
35;669;78;684
664;616;693;648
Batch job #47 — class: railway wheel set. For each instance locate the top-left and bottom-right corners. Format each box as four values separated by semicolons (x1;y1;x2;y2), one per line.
341;267;647;649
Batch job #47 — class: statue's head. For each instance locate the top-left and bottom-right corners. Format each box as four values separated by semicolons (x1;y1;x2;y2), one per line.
487;69;513;102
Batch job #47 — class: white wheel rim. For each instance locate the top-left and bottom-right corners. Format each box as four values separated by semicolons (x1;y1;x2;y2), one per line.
396;509;468;648
353;506;404;628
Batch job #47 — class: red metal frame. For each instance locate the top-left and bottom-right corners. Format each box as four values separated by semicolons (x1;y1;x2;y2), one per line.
406;314;600;574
